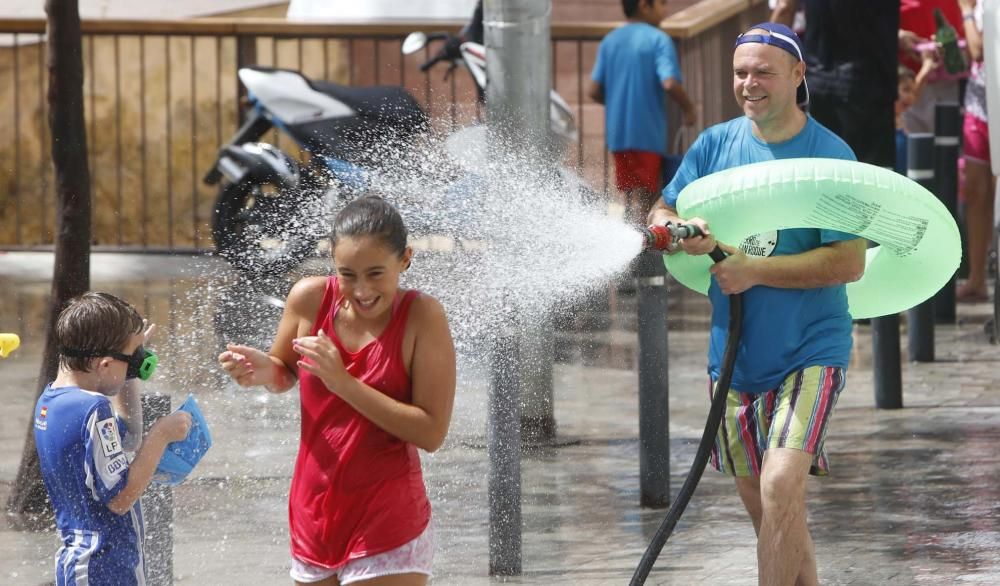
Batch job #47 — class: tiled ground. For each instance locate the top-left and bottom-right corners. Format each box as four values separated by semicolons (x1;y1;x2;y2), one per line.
1;252;998;585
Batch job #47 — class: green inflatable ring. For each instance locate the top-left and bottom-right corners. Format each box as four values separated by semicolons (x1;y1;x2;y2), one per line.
663;158;961;319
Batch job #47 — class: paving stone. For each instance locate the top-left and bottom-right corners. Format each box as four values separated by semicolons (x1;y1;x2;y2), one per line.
1;252;998;584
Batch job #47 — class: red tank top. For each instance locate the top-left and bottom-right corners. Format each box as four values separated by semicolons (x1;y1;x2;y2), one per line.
289;276;431;568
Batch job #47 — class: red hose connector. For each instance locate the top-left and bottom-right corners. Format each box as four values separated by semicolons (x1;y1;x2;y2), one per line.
642;224;672;251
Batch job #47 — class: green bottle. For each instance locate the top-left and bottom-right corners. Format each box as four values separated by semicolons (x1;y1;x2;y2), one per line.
934;7;968;75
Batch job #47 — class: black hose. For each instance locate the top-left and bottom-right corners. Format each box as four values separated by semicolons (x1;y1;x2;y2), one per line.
629;246;741;585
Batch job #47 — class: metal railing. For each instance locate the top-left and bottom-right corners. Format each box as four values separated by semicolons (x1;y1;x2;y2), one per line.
0;0;767;251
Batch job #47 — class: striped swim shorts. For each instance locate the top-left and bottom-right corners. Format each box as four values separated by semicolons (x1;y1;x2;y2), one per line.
709;366;846;477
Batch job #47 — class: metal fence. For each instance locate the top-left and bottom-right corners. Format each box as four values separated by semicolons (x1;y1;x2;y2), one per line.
0;0;766;251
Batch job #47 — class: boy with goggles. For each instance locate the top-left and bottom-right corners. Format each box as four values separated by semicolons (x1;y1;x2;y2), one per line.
33;292;191;585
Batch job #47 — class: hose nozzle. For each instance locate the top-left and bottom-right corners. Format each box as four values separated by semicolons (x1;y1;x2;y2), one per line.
642;225;672;251
642;222;704;251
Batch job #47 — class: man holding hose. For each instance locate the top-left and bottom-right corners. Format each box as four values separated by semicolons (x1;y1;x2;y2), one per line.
647;23;866;586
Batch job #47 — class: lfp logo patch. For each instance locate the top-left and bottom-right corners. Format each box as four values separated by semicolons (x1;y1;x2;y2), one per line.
97;418;122;457
34;406;48;431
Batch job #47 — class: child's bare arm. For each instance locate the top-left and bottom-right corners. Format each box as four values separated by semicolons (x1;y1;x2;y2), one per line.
663;79;696;126
111;380;143;452
587;80;604;104
959;0;983;62
400;297;456;452
112;320;157;451
770;0;799;27
913;49;939;102
107;411;191;515
218;277;324;393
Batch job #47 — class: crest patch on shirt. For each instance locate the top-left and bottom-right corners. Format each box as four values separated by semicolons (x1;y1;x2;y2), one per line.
97;417;122;457
739;231;778;258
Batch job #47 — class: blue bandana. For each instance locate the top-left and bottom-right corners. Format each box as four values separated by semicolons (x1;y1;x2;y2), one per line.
734;22;809;106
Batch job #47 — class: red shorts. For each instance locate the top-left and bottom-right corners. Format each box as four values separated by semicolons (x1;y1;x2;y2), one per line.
613;151;662;193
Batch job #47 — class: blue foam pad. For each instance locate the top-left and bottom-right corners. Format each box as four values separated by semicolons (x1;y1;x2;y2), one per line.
152;394;213;486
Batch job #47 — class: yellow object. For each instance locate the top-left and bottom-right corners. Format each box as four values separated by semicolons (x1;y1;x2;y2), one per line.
0;334;21;358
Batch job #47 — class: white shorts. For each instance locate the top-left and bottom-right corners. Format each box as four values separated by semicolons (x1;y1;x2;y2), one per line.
289;521;436;585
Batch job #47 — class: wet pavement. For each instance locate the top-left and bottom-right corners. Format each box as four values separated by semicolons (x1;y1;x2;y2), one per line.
2;251;1000;585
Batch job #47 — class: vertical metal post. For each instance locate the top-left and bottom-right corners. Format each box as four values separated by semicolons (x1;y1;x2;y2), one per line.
907;133;936;362
488;325;522;576
484;0;552;155
520;316;556;443
872;314;903;409
635;251;670;508
483;1;552;576
141;393;173;586
933;103;961;323
484;2;555;438
235;35;256;126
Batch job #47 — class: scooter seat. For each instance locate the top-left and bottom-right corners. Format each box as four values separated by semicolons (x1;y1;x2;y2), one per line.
308;80;428;133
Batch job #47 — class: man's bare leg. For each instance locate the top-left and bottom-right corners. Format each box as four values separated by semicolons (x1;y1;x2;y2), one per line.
735;475;763;535
959;160;996;297
735;449;817;586
758;448;815;586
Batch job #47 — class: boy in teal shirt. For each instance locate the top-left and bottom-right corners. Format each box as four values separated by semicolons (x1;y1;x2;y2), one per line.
589;0;696;225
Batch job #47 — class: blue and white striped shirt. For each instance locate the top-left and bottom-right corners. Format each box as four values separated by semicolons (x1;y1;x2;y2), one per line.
35;385;145;585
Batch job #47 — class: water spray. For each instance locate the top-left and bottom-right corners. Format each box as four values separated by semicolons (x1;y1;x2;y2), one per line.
631;222;741;585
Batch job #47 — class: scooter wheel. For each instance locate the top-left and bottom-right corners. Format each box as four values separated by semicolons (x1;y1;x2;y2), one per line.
211;180;320;275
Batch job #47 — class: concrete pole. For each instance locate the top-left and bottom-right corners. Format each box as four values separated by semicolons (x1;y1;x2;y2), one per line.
483;0;553;576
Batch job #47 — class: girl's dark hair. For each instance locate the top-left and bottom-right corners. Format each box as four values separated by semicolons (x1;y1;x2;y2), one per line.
331;195;408;256
898;65;916;82
622;0;653;18
57;292;144;372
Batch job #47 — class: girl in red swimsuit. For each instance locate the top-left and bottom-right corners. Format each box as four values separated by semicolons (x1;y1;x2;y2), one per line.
219;196;456;586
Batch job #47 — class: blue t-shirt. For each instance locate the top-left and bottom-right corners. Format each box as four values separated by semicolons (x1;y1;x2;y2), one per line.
591;22;682;156
34;385;145;585
663;116;858;392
